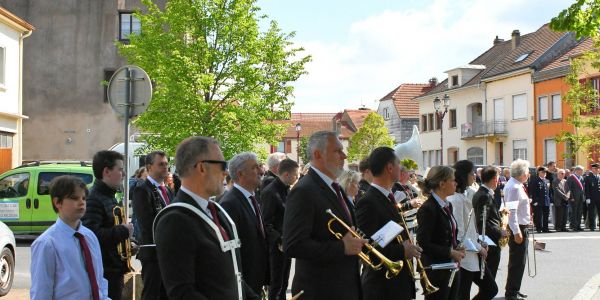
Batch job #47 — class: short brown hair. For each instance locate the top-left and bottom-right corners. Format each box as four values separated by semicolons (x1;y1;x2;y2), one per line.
49;175;88;213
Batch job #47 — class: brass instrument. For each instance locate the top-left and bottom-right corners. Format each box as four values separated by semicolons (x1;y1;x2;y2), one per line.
326;209;403;279
480;205;487;280
448;208;473;287
499;191;510;248
395;203;439;295
113;206;135;273
527;215;537;278
289;290;304;300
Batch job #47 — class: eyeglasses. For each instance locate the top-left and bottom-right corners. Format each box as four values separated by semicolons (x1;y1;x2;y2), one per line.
198;160;228;171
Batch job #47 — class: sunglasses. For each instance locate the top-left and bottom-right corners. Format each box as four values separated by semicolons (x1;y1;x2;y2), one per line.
198;160;228;171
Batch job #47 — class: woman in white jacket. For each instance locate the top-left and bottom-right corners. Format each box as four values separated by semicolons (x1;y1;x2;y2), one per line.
448;160;498;300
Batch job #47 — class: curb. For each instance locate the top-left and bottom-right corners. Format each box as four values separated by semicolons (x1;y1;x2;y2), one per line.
573;272;600;300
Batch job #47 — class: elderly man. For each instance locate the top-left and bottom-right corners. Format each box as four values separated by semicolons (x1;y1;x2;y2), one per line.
566;165;586;232
584;163;600;231
220;152;270;297
553;169;569;232
504;159;531;300
154;137;258;300
262;152;288;190
283;131;366;300
528;166;551;233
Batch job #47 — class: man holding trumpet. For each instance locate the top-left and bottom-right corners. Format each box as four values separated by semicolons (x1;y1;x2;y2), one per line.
355;147;422;300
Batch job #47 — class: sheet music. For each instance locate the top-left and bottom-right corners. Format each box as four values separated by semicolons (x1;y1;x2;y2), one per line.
371;221;404;248
393;191;407;203
479;235;497;247
464;238;479;252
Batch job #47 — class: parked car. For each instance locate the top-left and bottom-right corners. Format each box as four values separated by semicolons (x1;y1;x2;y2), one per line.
0;222;15;297
0;161;94;234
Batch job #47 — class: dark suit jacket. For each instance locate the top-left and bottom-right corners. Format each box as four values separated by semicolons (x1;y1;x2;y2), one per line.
355;186;415;300
260;176;289;247
584;173;600;202
154;190;258;300
220;187;269;294
553;178;569;206
283;168;361;300
528;176;550;206
132;178;172;261
566;174;585;201
416;195;457;266
472;186;502;244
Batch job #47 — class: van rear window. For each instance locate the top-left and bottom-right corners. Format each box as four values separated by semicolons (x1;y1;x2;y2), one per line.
37;172;94;195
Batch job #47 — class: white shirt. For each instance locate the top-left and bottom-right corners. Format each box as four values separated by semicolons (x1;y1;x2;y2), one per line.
371;183;392;198
233;183;258;215
179;186;212;220
448;186;482;272
503;177;531;234
311;166;339;195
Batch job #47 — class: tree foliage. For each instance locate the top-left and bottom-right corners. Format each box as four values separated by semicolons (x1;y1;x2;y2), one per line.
298;136;309;165
400;158;418;171
118;0;310;158
347;112;394;162
550;0;600;38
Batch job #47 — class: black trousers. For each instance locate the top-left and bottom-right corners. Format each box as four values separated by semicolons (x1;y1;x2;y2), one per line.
486;245;501;279
141;260;168;300
555;204;568;230
533;205;549;231
570;198;584;230
505;225;528;297
425;269;460;300
457;267;498;300
105;271;124;300
268;246;291;300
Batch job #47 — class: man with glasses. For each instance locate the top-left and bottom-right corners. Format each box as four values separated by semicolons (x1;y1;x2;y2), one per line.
221;152;270;297
154;137;258;300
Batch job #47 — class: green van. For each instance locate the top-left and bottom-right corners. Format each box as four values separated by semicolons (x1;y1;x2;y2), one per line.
0;161;94;234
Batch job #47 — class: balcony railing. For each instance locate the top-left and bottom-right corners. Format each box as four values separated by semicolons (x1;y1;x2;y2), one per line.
461;120;508;139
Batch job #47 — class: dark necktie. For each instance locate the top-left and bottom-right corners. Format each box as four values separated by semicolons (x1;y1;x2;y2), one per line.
207;202;230;241
331;182;352;222
74;232;100;300
249;195;266;238
442;206;458;248
158;185;170;205
387;193;396;204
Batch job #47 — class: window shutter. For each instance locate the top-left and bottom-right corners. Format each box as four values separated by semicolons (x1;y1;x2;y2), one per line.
285;139;292;153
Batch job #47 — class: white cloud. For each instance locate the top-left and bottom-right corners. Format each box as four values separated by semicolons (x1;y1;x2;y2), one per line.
290;0;572;113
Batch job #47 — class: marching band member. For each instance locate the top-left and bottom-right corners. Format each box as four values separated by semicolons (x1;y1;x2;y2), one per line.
448;161;497;300
283;131;366;300
417;166;465;300
355;147;421;300
504;159;531;300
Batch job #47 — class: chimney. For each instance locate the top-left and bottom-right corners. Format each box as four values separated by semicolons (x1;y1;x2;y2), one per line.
493;35;504;45
429;77;438;87
511;30;520;49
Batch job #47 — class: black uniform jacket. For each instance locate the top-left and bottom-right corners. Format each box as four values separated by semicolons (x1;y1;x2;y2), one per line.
260;176;289;247
472;186;502;245
416;195;457;266
283;168;362;300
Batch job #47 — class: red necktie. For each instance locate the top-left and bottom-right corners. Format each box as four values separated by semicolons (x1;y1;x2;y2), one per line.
207;202;230;241
443;206;458;248
74;232;100;300
249;195;266;239
331;182;352;223
158;185;170;205
387;193;396;204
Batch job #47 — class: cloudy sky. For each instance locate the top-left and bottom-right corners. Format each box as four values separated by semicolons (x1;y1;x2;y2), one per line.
256;0;574;113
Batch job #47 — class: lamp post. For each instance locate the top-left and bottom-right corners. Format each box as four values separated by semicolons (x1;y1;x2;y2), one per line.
295;123;302;163
433;94;450;165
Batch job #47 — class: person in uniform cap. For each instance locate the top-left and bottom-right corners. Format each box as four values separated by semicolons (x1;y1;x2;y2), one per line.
584;163;600;231
528;166;551;233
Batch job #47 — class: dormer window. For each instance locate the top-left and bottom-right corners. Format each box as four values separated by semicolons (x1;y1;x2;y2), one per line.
514;51;532;63
451;75;459;87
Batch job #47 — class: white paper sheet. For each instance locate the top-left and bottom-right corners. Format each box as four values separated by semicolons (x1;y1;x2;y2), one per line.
394;191;407;203
479;235;497;247
371;221;404;248
463;238;479;252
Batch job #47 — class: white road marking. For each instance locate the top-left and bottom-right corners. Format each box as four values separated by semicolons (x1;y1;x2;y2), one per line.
572;272;600;300
533;236;600;241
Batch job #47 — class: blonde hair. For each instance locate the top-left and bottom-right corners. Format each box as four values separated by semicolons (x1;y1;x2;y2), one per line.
418;165;454;196
338;170;360;193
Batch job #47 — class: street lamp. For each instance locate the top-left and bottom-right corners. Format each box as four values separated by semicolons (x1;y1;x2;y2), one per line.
295;123;302;163
433;94;450;165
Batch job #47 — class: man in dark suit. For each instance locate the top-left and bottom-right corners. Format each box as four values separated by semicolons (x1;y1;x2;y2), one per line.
283;131;367;300
132;151;173;300
262;152;287;190
528;166;551;233
220;152;270;297
355;147;421;300
473;166;505;279
553;169;569;232
261;159;299;300
154;136;258;300
566;165;586;231
584;163;600;231
356;158;373;202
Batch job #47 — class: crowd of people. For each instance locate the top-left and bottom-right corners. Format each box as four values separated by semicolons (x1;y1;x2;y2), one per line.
27;131;600;300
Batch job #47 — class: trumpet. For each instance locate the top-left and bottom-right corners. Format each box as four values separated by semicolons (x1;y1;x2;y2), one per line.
113;205;134;273
326;209;403;279
527;219;537;278
395;203;439;295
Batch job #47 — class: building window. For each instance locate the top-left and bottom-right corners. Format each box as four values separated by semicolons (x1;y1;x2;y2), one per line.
276;141;285;153
428;114;435;131
538;96;548;121
383;108;390;120
512;94;527;120
0;132;13;149
421;115;428;132
103;69;116;103
552;94;562;120
422;151;428;167
429;150;435;166
451;75;459;87
119;12;141;41
513;139;527;161
467;147;483;165
0;47;5;86
544;139;557;164
449;109;457;128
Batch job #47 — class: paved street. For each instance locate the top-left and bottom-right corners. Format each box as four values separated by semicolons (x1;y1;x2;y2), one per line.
6;230;600;300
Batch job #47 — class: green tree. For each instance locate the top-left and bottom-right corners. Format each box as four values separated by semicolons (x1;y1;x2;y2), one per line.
400;158;418;171
347;112;394;162
550;0;600;38
118;0;310;158
298;136;309;165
